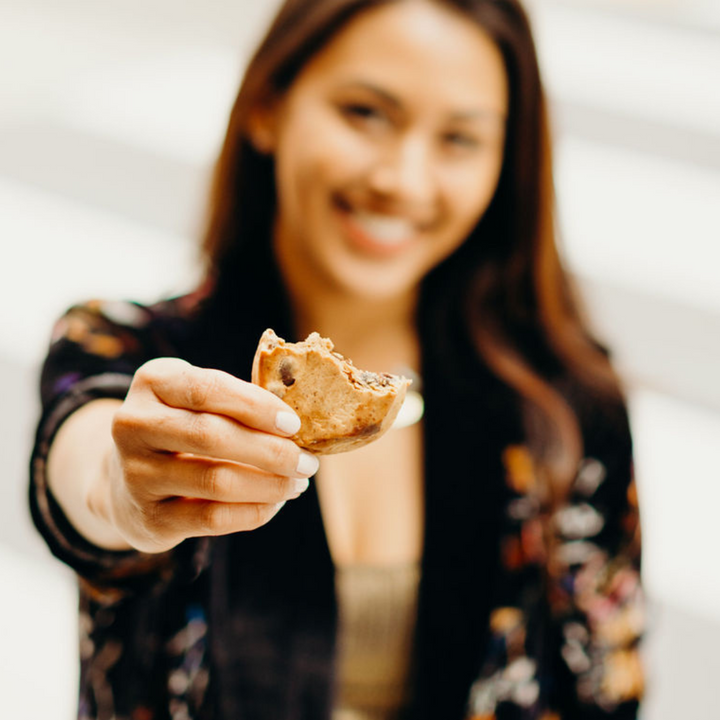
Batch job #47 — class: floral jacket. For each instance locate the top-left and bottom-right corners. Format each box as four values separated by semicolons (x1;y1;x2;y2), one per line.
30;291;644;720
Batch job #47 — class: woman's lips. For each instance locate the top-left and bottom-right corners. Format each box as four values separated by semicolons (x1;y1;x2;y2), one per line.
334;201;419;257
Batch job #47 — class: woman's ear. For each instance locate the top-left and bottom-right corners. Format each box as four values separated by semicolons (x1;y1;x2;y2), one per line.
247;101;279;155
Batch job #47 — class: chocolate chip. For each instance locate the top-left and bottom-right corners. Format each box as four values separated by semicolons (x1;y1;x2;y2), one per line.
279;360;296;387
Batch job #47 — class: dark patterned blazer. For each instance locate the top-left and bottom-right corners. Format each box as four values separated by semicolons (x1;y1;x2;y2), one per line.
30;251;643;720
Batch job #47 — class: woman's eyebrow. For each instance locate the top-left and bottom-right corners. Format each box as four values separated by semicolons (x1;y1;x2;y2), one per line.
336;81;402;109
337;81;505;122
449;108;506;123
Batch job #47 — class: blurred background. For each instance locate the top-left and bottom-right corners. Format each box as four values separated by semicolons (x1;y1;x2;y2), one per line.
1;0;719;716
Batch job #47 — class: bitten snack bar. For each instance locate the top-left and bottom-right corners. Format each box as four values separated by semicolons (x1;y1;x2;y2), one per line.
251;328;411;454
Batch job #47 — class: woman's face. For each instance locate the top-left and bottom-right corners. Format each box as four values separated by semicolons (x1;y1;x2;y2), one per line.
260;0;508;302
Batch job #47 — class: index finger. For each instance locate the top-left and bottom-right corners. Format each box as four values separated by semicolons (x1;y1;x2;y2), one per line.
133;358;301;437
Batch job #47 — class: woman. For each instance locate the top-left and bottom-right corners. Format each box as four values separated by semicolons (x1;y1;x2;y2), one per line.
30;0;644;718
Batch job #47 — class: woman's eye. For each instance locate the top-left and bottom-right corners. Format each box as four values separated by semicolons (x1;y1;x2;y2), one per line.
443;132;481;150
340;102;388;127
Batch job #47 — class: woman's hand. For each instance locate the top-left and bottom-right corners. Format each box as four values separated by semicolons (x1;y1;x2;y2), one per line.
95;358;319;553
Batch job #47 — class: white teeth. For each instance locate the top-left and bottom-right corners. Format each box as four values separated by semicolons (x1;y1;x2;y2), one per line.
352;211;415;245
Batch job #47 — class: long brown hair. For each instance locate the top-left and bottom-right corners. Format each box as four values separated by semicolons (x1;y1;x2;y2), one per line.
200;0;624;500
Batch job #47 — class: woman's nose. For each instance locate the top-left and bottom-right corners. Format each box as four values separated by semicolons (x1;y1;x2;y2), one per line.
367;135;438;207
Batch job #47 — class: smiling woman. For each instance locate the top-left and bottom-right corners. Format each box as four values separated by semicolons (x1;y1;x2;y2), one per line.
255;2;508;303
29;1;644;719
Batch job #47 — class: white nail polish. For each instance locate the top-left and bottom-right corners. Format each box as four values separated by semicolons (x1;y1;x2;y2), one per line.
296;452;320;477
276;411;301;435
293;477;310;495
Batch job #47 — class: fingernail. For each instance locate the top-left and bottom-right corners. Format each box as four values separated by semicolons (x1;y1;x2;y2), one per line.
292;477;310;496
276;410;301;435
296;452;320;477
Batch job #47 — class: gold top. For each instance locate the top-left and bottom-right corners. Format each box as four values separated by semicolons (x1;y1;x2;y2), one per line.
333;563;422;720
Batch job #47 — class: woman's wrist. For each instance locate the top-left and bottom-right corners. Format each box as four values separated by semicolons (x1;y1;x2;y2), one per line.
84;448;133;551
47;400;134;552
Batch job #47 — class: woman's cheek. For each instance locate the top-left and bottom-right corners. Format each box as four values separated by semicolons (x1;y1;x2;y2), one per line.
457;157;503;213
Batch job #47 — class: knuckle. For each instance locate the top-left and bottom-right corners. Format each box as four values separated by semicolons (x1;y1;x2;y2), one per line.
200;503;229;535
111;405;156;454
264;437;296;473
111;407;138;445
269;476;292;503
120;455;146;490
132;358;164;387
198;464;231;499
133;358;189;391
140;499;166;535
247;503;271;531
239;384;264;416
186;412;213;452
183;370;216;410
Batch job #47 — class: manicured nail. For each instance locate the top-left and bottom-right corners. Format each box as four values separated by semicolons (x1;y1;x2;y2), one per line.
276;411;301;435
296;452;320;477
292;477;310;497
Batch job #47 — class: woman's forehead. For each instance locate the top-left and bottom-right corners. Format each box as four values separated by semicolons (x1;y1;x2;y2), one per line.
292;1;508;116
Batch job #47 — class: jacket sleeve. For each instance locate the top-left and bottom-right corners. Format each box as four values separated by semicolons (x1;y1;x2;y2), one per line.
29;299;210;604
466;401;644;720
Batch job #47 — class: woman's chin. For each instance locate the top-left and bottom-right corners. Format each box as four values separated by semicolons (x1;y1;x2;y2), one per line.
325;265;421;304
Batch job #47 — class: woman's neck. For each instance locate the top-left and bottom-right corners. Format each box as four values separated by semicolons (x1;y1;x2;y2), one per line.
301;291;419;373
278;266;420;374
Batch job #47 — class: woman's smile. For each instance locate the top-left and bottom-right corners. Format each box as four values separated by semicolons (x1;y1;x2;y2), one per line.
332;196;426;258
